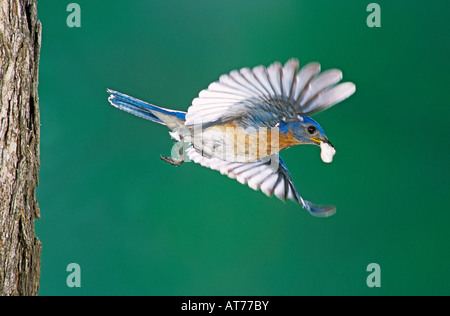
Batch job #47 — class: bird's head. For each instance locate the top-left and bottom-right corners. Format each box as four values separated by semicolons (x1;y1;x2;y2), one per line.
280;116;336;163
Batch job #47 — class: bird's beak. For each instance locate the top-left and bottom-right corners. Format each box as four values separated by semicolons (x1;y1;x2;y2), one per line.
325;139;334;149
311;137;334;148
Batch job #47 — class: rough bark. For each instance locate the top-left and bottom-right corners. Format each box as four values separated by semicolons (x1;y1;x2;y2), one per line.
0;0;41;296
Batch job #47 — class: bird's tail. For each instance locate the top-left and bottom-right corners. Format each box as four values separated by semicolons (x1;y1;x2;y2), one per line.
107;89;186;130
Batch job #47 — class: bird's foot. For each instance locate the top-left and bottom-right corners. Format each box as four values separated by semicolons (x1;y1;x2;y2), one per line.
161;137;186;166
160;155;185;166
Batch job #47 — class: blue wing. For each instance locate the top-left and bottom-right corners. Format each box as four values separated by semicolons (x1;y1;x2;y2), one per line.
185;59;355;128
186;147;336;217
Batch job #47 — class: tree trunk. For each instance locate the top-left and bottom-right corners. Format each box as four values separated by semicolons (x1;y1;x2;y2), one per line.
0;0;41;296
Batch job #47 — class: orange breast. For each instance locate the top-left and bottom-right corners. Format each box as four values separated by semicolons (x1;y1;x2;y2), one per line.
241;125;300;158
210;123;300;160
278;131;301;150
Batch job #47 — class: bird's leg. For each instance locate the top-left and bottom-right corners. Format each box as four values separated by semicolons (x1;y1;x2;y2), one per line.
160;138;185;167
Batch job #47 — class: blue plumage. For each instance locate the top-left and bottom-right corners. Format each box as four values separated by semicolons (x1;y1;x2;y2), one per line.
107;89;186;125
107;59;355;217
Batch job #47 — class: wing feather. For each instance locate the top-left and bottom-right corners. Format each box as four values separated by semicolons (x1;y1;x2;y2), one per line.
228;70;264;97
185;59;355;128
239;68;271;98
298;69;342;107
301;82;356;115
266;62;283;97
281;58;299;102
291;62;321;103
252;65;276;96
206;81;251;98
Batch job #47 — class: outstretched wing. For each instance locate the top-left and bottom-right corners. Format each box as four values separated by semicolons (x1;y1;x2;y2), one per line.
185;59;355;128
186;147;336;217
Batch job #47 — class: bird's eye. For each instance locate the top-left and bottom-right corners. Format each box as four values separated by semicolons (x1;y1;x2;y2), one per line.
307;126;316;134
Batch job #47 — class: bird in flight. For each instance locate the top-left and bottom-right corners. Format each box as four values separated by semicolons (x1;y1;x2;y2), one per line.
108;59;355;217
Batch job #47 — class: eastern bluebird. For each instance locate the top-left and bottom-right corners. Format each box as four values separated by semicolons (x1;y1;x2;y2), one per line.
108;59;355;217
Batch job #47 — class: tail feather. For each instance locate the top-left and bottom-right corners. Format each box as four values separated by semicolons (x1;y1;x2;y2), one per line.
107;89;186;128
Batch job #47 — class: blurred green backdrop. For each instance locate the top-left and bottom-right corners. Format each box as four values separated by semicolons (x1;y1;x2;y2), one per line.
35;0;449;295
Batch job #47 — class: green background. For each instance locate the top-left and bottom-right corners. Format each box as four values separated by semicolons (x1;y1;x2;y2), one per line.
35;0;449;295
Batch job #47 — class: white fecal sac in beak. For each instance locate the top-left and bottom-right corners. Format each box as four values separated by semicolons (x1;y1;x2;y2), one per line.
320;141;336;163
